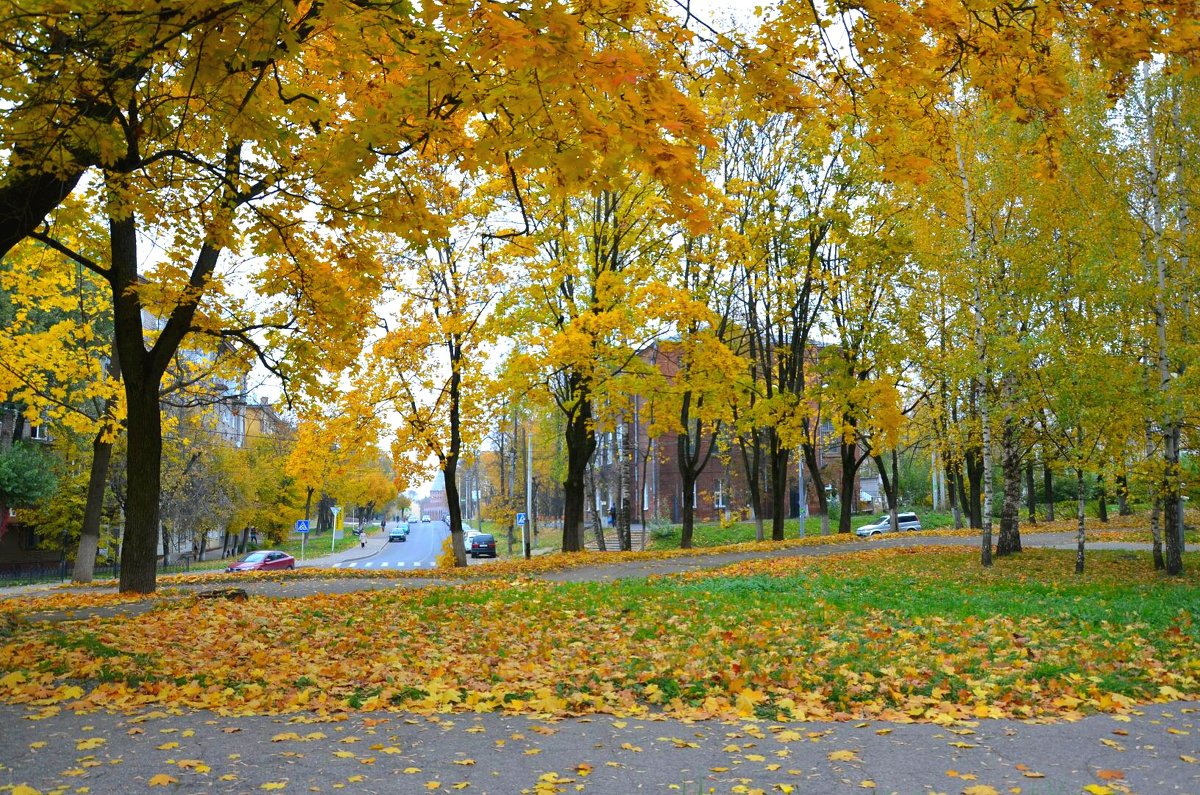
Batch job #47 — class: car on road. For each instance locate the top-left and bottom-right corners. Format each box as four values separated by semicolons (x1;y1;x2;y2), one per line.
225;550;295;572
389;523;410;542
855;512;922;537
421;515;431;523
469;533;497;558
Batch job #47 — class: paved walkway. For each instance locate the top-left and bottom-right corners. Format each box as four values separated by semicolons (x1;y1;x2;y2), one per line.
0;532;1173;623
0;698;1196;793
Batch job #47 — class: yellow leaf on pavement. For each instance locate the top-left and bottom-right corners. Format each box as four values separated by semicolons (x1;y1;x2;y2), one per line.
827;749;859;762
148;774;178;787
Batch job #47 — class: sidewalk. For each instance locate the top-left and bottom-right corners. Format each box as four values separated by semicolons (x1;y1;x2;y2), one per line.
1;695;1197;794
294;526;389;569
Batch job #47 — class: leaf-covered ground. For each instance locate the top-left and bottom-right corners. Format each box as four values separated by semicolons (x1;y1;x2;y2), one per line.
1;547;1196;725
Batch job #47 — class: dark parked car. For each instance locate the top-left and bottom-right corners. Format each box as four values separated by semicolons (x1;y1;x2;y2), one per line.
469;533;496;558
389;523;410;542
225;550;295;572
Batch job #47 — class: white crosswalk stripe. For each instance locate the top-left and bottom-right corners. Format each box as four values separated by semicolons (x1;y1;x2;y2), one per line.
343;562;358;568
380;561;389;567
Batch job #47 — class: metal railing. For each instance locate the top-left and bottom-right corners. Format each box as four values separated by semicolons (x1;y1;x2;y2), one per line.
0;558;195;587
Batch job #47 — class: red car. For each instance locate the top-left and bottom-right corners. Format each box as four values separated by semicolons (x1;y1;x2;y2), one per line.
225;550;296;572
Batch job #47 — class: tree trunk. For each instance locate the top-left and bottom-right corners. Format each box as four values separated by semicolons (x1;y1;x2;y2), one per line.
1116;473;1131;516
74;343;122;583
739;431;766;541
444;459;467;566
1150;496;1165;570
979;385;994;567
996;415;1022;556
1024;458;1036;525
0;168;87;261
1043;463;1055;521
586;468;606;552
73;430;115;583
1075;467;1086;574
802;441;829;536
838;437;858;535
1097;474;1108;523
768;429;789;541
947;460;963;529
891;449;899;528
119;386;164;593
445;335;467;567
965;447;983;529
873;453;898;532
1162;425;1183;576
618;420;632;552
1147;424;1165;570
679;466;697;549
561;382;596;552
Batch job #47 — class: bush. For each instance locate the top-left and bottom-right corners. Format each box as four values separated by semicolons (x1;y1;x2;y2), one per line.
0;442;57;507
437;534;457;568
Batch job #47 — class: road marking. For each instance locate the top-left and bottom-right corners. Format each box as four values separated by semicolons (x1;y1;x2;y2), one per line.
362;562;374;568
344;562;358;568
380;561;389;567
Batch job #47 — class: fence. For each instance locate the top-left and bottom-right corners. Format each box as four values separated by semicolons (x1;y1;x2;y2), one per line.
0;558;196;587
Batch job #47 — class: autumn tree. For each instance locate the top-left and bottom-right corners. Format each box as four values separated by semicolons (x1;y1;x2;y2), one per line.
0;227;123;582
372;172;500;567
1123;63;1197;576
6;0;709;593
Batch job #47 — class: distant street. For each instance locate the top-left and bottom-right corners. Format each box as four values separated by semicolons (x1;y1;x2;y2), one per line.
336;519;448;571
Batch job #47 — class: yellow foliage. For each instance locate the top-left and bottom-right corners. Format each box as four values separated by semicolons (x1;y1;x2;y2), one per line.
437;534;457;569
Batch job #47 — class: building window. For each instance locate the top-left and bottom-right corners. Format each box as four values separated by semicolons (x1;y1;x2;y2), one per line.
714;480;726;509
29;423;50;441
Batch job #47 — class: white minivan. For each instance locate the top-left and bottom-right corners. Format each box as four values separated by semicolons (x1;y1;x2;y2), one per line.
855;512;922;537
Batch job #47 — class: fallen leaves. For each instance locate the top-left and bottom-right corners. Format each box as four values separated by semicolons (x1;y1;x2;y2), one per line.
0;547;1195;728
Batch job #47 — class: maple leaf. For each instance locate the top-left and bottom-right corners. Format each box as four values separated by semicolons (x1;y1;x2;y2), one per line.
148;774;178;787
827;749;859;762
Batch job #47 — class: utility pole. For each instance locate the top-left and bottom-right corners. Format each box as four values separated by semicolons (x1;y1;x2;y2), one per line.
525;422;533;559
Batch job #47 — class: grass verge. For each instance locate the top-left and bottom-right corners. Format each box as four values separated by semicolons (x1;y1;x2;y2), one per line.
1;546;1195;723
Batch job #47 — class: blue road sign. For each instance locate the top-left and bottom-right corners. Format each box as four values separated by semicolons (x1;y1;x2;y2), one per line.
295;519;310;534
515;512;526;526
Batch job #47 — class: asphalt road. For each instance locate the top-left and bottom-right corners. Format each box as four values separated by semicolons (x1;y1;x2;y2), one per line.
337;519;449;572
1;701;1197;793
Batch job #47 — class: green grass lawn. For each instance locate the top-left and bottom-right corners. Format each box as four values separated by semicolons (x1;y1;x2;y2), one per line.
4;546;1195;722
646;511;958;550
187;524;385;571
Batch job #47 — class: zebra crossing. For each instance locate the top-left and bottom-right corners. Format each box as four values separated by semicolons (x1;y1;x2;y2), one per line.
338;560;436;569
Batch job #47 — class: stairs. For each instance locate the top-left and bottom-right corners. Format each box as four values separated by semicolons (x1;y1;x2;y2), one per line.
584;525;648;552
